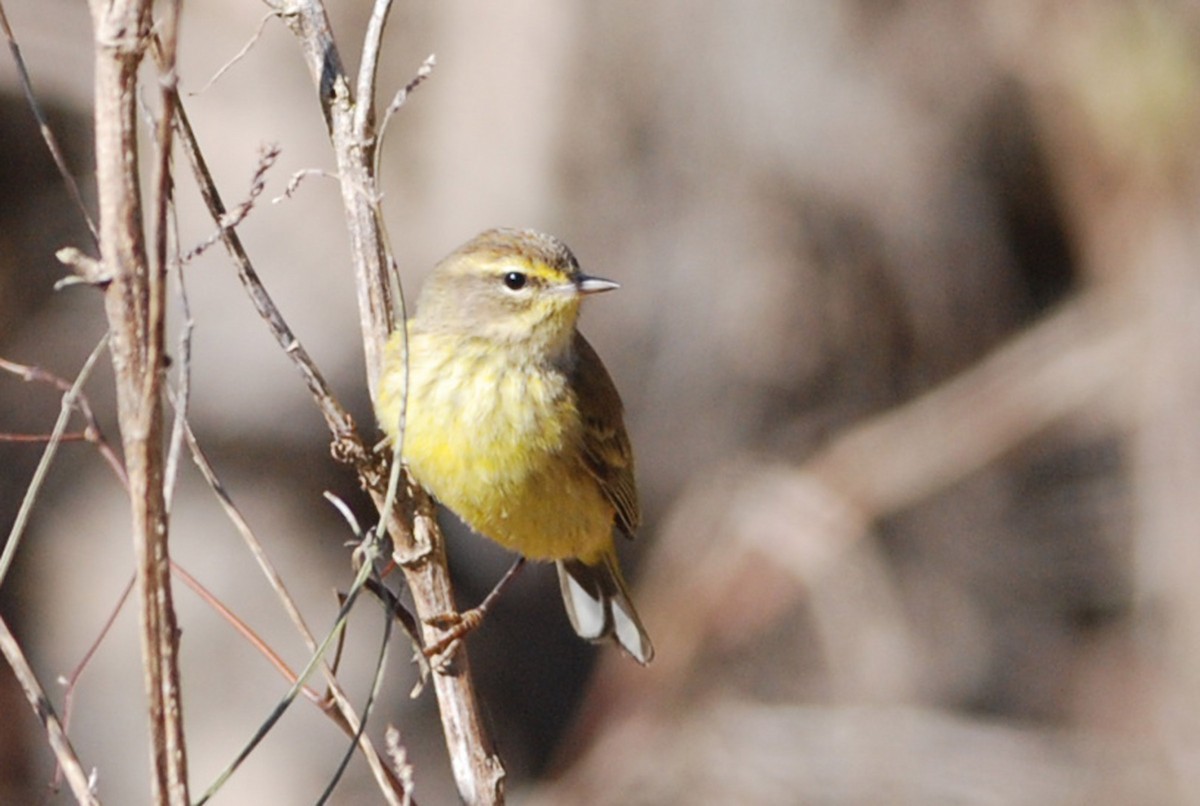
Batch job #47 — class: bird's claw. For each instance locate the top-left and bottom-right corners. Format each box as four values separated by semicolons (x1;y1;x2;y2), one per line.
422;607;485;665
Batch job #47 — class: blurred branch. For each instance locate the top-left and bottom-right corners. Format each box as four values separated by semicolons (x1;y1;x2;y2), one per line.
86;0;189;800
805;290;1137;517
583;288;1141;736
533;700;1154;805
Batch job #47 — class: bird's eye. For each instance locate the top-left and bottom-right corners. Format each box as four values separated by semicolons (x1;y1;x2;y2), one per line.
503;271;528;291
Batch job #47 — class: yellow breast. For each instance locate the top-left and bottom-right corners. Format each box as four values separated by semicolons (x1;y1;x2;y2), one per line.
375;330;614;563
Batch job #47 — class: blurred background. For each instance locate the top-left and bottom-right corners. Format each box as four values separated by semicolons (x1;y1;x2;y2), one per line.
2;1;1198;803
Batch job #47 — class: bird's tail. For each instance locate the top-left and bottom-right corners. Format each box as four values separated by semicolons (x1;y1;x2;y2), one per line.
556;553;654;664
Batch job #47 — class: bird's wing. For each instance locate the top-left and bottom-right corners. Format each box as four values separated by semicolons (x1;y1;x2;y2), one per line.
573;333;641;536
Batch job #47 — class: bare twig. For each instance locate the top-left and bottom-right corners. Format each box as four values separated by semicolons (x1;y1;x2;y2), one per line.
190;10;278;96
272;167;338;202
272;1;505;801
377;53;436;162
180;144;280;264
0;615;99;805
355;0;392;139
169;563;324;704
86;0;189;800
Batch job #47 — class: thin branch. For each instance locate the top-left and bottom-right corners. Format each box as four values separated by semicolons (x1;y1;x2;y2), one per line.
180;144;280;265
170;563;324;705
355;0;393;139
0;615;99;805
272;167;338;202
151;1;191;797
190;10;278;96
376;53;436;164
0;430;90;443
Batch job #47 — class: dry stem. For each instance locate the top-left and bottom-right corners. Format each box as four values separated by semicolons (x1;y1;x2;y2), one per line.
86;0;189;801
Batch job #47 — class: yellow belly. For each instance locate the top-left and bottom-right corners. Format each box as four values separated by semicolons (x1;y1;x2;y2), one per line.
376;331;614;563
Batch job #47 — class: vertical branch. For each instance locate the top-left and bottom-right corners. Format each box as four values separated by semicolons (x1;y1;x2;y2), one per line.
87;0;190;802
277;0;396;391
276;1;505;802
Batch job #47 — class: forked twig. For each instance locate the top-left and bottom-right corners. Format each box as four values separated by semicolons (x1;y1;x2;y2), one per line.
0;336;110;591
0;353;125;484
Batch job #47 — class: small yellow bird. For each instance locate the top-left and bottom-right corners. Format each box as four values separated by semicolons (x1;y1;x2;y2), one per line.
375;228;654;664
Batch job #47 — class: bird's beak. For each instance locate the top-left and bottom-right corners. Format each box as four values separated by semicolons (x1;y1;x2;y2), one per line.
578;275;620;295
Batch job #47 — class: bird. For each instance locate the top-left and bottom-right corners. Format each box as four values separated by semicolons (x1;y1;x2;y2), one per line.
375;228;654;664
